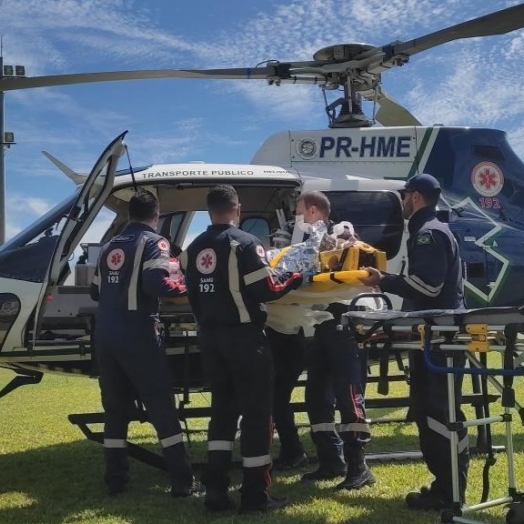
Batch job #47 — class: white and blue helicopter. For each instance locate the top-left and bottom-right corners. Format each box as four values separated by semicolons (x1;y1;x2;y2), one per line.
0;3;523;406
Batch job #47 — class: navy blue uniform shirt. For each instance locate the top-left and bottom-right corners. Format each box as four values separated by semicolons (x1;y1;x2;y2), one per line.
380;206;464;311
90;222;185;332
180;224;302;327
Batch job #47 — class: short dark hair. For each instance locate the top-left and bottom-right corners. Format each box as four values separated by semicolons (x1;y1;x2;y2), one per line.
423;193;440;208
207;185;239;215
297;190;331;218
128;189;159;222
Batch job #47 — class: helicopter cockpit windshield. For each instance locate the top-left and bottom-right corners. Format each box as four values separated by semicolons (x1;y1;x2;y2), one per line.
0;192;78;283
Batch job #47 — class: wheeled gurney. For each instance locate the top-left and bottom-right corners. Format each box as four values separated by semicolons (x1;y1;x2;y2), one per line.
339;305;524;524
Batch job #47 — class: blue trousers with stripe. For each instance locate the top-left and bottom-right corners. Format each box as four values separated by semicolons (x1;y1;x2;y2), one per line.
305;319;370;467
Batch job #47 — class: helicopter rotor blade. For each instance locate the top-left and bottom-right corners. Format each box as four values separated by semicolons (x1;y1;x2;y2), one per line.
388;3;524;59
371;88;421;127
0;66;290;92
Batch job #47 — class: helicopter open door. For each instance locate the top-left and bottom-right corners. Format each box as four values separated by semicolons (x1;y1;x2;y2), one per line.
0;131;127;354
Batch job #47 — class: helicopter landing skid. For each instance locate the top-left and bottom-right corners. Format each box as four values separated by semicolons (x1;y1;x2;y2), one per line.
68;412;168;470
0;370;43;400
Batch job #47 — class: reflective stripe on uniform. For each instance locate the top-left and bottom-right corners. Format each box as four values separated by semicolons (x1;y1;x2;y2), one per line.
160;433;184;448
244;266;272;286
208;440;235;451
143;258;169;271
128;235;147;310
229;241;251;323
338;422;371;434
311;422;337;433
404;274;443;297
242;454;271;468
104;438;127;448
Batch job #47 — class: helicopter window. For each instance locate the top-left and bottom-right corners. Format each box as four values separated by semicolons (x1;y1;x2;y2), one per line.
0;193;78;283
325;191;404;259
158;212;186;255
182;211;211;249
0;293;20;350
240;217;271;249
474;145;504;162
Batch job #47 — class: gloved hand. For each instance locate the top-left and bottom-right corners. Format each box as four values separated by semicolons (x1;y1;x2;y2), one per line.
289;273;304;290
302;269;317;283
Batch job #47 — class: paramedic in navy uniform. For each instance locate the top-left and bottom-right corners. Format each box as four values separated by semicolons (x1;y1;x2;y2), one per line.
359;173;469;510
180;185;303;513
90;189;195;497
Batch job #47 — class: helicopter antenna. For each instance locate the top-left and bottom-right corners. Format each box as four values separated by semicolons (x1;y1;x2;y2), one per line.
124;144;138;192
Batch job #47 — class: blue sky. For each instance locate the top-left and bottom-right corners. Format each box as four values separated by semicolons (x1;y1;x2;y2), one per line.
1;0;524;242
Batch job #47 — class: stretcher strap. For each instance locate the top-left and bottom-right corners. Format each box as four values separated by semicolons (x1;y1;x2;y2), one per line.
329;272;345;284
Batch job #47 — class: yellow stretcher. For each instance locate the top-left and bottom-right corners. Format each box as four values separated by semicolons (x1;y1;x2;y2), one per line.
266;241;385;305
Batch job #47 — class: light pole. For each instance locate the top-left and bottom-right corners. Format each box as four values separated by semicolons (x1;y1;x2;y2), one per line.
0;52;24;245
0;53;5;245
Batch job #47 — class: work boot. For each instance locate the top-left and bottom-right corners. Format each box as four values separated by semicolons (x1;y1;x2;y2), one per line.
106;478;128;496
405;486;452;511
171;476;198;498
239;496;289;513
336;467;375;490
104;448;130;496
336;445;375;490
301;464;346;481
274;452;309;472
204;490;236;512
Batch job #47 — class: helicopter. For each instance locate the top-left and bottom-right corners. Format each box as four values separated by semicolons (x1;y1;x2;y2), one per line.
0;3;523;418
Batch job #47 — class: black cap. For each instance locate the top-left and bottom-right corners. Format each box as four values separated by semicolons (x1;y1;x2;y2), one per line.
403;174;441;198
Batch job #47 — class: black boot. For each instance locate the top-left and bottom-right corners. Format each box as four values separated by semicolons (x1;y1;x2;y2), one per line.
204;489;236;512
104;448;130;495
163;443;196;496
336;444;375;490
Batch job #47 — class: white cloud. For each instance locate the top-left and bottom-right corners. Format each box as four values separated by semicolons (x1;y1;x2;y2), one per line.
7;195;54;216
0;0;523;170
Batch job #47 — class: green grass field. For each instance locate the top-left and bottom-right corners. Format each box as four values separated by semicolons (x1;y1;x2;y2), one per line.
1;364;524;524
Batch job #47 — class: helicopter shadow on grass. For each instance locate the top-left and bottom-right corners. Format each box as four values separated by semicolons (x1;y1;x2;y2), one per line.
0;438;437;524
0;427;520;524
0;433;415;524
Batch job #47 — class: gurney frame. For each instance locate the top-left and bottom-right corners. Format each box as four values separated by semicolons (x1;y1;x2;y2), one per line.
340;303;524;524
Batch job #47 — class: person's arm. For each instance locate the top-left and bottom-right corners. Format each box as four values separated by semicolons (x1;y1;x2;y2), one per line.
89;265;100;301
142;236;186;297
240;240;302;303
380;230;448;301
178;247;202;320
89;251;103;301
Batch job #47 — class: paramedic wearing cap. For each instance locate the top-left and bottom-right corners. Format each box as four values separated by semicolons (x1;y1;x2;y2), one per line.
90;189;195;497
180;185;303;513
359;173;469;510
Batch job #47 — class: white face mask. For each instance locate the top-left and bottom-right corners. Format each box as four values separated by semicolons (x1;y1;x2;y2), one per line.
294;214;312;233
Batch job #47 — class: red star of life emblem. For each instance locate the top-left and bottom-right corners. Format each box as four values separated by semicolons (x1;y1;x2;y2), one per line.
471;161;504;198
479;169;497;190
111;252;122;266
201;253;213;268
196;248;217;274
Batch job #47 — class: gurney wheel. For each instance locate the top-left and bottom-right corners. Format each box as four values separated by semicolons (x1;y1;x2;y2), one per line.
507;502;524;524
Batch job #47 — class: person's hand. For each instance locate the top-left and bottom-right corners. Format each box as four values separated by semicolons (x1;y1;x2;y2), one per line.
302;268;317;282
358;266;383;287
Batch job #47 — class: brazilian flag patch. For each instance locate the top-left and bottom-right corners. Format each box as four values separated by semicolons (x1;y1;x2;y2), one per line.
416;233;432;246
